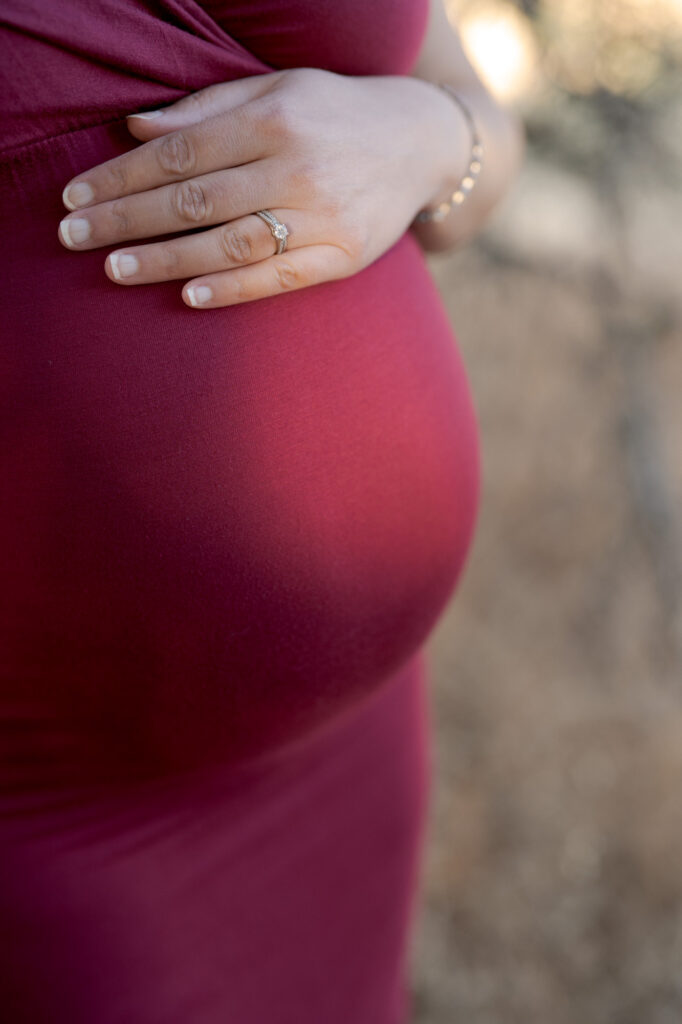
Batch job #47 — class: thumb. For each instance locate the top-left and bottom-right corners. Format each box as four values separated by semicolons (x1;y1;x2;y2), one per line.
125;73;282;141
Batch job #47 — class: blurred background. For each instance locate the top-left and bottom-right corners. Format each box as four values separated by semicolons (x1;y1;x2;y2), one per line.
410;1;682;1020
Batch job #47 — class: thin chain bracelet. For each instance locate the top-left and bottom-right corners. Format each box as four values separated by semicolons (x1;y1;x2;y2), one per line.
414;83;484;224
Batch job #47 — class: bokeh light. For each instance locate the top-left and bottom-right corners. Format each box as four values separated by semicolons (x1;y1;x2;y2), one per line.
446;1;539;100
447;0;682;100
417;2;682;1022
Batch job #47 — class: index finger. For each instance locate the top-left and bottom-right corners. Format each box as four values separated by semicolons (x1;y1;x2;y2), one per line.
61;97;276;211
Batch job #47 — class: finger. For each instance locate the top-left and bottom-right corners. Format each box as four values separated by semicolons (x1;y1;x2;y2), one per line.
180;245;353;308
125;72;282;140
103;209;307;285
61;92;279;212
58;158;278;251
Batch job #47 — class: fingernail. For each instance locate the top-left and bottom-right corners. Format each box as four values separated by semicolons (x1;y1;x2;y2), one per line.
109;252;140;279
62;181;94;210
186;285;213;307
127;109;164;120
59;217;91;248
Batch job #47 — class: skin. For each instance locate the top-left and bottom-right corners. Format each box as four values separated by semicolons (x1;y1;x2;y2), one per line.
58;0;524;309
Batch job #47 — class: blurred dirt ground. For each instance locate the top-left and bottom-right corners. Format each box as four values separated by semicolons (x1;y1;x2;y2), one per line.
407;82;682;1022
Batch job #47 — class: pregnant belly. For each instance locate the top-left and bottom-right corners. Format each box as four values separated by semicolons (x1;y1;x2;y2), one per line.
2;127;480;785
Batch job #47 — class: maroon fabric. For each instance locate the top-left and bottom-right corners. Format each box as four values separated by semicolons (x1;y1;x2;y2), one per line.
0;1;481;1020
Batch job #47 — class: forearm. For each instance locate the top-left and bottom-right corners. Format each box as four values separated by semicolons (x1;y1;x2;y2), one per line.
408;77;525;253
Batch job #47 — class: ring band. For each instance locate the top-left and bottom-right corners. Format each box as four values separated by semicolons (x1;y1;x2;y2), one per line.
254;209;289;255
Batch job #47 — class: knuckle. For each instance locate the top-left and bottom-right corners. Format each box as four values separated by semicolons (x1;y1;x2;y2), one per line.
258;96;301;143
285;66;319;89
342;218;370;264
274;260;303;291
183;91;208;115
218;225;253;265
319;188;341;220
258;96;285;135
172;179;211;223
287;158;321;202
161;245;181;275
324;203;346;239
107;160;129;194
228;273;248;303
157;131;197;177
110;198;132;235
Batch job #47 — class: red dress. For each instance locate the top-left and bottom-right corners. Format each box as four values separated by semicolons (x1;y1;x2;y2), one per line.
0;1;481;1020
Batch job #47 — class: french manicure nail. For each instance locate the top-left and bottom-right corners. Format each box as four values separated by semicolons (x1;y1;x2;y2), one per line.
187;285;213;307
109;253;140;279
127;109;164;120
62;181;94;210
59;217;91;248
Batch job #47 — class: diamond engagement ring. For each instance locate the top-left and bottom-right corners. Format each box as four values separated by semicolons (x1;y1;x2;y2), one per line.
254;210;289;255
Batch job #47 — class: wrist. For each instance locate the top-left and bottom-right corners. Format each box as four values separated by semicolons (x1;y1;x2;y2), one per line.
408;76;474;217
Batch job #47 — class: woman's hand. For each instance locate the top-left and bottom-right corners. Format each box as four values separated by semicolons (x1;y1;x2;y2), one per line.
58;67;467;308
